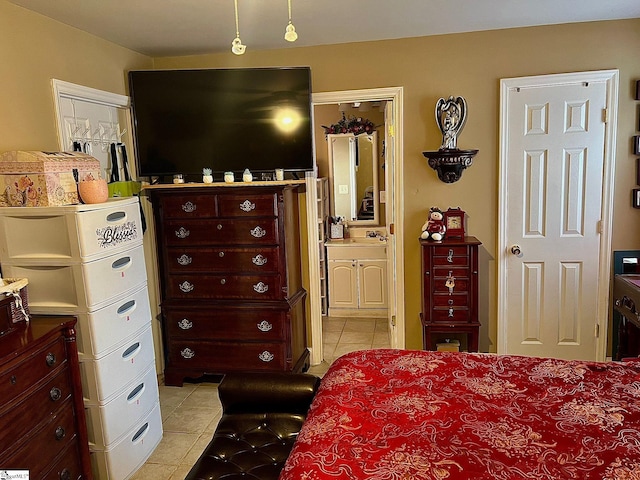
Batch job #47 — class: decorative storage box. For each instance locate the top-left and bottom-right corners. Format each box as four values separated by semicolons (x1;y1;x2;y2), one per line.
0;151;101;207
0;278;29;336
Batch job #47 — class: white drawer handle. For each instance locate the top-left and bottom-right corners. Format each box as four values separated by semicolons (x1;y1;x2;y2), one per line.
182;201;197;213
117;300;136;316
240;200;256;212
178;318;193;330
257;320;273;332
131;422;149;444
122;342;141;360
258;351;274;362
177;254;193;265
181;348;195;359
179;281;194;293
127;382;146;403
253;282;269;294
175;227;190;238
112;256;131;270
106;211;126;222
250;226;267;238
252;254;268;266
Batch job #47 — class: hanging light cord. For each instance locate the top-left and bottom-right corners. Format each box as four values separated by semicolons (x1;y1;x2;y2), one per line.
284;0;298;42
287;0;293;25
234;0;240;37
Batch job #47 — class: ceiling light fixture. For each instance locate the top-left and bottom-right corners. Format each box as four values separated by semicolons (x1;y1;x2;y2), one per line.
284;0;298;42
231;0;246;55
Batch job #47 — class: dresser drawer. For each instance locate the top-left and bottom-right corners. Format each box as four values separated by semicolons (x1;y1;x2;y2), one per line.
166;247;281;273
0;367;72;454
431;277;470;294
159;194;217;218
431;254;470;267
42;439;83;480
217;192;278;217
0;336;66;402
169;340;287;371
165;218;280;246
431;293;470;307
166;274;284;300
430;306;471;323
431;245;470;257
164;307;286;341
4;401;78;478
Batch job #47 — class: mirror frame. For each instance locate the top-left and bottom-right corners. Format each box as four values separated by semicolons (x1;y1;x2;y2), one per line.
327;132;379;226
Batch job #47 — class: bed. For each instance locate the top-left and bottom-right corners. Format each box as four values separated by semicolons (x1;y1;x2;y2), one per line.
280;349;640;480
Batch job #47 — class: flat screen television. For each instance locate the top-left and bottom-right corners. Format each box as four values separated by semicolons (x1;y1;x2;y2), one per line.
128;67;314;181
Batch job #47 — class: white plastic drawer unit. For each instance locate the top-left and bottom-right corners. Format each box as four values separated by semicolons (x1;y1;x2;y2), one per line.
75;283;152;358
89;402;162;480
0;197;143;263
2;244;148;312
80;325;156;403
84;363;159;449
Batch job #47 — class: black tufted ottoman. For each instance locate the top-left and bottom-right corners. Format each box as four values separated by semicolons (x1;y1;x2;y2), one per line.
185;372;321;480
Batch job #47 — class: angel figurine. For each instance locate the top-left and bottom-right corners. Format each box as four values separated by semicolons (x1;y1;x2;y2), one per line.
436;96;468;150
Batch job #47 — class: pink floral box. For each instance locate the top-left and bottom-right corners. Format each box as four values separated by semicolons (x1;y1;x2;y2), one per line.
0;151;101;207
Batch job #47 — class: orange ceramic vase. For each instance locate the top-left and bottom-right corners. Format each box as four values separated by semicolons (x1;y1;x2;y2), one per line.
78;178;109;204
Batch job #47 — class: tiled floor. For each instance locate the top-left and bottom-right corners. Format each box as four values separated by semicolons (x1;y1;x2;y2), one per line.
130;316;390;480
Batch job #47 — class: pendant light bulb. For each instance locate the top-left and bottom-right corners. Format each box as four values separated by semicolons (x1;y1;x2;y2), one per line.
231;0;246;54
284;0;298;42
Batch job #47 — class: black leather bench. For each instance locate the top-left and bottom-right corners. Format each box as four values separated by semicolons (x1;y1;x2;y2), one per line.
185;372;321;480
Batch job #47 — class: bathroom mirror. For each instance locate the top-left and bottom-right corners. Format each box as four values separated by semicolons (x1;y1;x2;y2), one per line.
327;132;379;225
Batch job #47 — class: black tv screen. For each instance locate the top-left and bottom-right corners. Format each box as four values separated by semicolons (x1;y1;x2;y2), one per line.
128;67;313;180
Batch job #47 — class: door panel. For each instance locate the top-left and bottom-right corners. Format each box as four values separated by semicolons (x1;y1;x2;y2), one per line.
502;77;608;360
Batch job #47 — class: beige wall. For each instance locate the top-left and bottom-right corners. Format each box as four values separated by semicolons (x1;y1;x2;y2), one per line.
155;19;640;352
3;1;639;352
0;1;152;152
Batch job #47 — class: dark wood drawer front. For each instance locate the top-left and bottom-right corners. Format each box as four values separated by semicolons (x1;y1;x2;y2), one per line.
432;254;470;267
0;367;72;453
0;337;66;402
169;341;287;371
4;402;78;478
430;306;471;322
431;277;470;294
166;247;281;273
165;219;280;246
217;193;278;217
160;195;217;218
42;439;83;480
432;293;470;307
164;308;286;341
167;274;284;300
432;245;470;257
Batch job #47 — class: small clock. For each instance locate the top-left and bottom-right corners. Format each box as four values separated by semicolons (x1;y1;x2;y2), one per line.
444;207;466;239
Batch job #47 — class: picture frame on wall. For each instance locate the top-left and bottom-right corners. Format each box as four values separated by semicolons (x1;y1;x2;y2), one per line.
637;158;640;186
635;136;640;156
636;79;640;101
633;189;640;209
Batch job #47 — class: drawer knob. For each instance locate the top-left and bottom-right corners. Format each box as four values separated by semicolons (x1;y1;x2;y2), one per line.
252;254;267;266
257;320;273;332
258;351;275;362
59;468;71;480
46;353;57;367
250;226;267;238
181;348;195;359
253;282;269;294
177;254;193;266
50;387;62;401
10;375;16;385
182;201;197;213
220;278;226;285
240;200;256;212
55;426;66;441
447;249;454;263
178;318;193;330
448;307;454;318
179;281;195;293
175;227;190;238
217;224;223;230
219;251;225;257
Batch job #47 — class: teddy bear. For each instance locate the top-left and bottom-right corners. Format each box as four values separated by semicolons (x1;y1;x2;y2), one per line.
421;207;447;241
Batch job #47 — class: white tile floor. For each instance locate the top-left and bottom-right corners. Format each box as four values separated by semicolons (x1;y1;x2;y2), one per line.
130;316;390;479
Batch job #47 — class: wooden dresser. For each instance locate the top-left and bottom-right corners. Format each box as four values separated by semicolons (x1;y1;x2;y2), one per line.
148;183;309;386
420;236;482;352
0;316;92;479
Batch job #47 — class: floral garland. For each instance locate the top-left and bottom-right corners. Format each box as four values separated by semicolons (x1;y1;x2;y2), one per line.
322;114;376;136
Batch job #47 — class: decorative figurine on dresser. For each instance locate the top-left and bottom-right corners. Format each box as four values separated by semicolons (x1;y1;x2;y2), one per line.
147;182;309;386
0;195;162;480
420;207;482;352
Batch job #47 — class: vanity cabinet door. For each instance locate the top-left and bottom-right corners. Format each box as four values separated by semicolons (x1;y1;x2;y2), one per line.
358;260;388;309
328;260;358;309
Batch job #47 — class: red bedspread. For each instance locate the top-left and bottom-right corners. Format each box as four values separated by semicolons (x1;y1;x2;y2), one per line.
280;349;640;480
